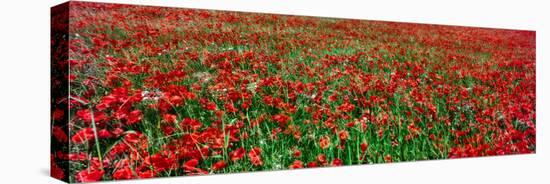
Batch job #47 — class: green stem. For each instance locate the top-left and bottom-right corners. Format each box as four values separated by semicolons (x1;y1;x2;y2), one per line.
89;108;104;169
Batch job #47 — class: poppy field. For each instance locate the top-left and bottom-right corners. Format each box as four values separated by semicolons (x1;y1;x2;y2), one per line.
51;2;536;183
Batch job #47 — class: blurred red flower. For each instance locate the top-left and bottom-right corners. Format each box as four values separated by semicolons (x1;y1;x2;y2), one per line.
248;147;263;166
75;169;104;182
113;167;133;180
212;160;227;171
229;147;246;162
289;160;303;169
71;128;95;144
319;136;331;149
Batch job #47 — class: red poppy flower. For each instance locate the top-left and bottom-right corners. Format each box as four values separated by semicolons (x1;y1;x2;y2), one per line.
224;102;238;113
71;128;95;144
52;126;68;142
307;161;318;168
332;158;343;166
337;101;355;113
162;113;177;123
212;160;227;171
169;95;184;106
317;154;327;165
96;95;117;111
289;160;303;169
360;143;368;153
338;130;349;141
319;136;331;149
272;114;290;127
180;118;203;131
199;98;217;111
124;132;141;144
126;110;142;125
161;125;176;136
149;153;177;172
183;159;199;172
229;147;246;162
248;147;263;166
136;166;155;179
384;155;393;163
113;167;133;180
51;161;65;180
241;100;251;109
54;3;536;180
75;169;104;182
98;129;112;138
52;108;64;121
76;109;107;123
292;149;302;158
68;152;88;161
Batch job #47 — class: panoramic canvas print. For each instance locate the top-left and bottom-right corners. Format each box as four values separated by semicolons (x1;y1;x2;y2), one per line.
51;1;536;183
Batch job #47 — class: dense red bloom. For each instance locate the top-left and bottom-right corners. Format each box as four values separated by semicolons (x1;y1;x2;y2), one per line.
89;157;108;170
126;110;142;125
56;2;535;181
183;159;199;172
199;98;217;111
76;109;107;123
51;160;65;180
71;128;95;144
149;153;177;173
138;171;155;179
97;129;112;138
124;132;141;144
75;169;104;182
161;125;176;136
52;126;68;142
272;114;291;127
224;102;238;113
68;152;88;161
111;128;125;137
113;167;133;180
162;113;177;123
136;166;155;179
241;100;252;109
180;118;202;131
96;95;117;111
337;101;355;113
169;95;184;106
52;108;64;121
